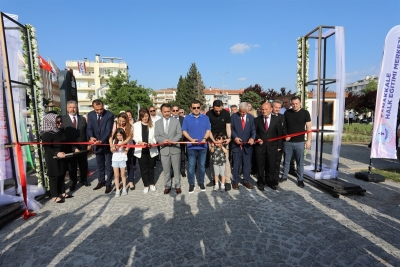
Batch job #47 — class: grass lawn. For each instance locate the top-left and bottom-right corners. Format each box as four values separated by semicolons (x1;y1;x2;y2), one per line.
362;168;400;183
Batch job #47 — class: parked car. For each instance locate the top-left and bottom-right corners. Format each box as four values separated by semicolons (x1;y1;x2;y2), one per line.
360;117;373;124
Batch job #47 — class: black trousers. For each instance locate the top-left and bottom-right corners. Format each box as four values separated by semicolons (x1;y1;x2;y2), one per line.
68;153;88;184
256;151;278;186
49;175;65;198
274;149;284;180
126;148;135;184
138;153;156;187
180;144;186;173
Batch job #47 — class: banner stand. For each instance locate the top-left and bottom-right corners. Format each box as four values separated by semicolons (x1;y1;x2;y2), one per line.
354;159;385;183
299;26;366;197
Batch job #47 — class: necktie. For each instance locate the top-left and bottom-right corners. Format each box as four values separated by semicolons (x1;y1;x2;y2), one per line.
241;116;245;130
265;116;269;132
97;115;101;126
73;116;77;128
164;118;169;134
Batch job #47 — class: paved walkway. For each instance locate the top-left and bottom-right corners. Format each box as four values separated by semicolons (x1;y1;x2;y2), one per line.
0;144;399;266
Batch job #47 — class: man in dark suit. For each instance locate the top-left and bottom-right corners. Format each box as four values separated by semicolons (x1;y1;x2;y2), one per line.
63;100;91;191
86;99;114;194
255;102;283;191
172;105;186;177
231;102;256;190
271;100;286;183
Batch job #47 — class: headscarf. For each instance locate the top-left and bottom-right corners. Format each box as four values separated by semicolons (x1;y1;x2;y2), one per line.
40;113;60;135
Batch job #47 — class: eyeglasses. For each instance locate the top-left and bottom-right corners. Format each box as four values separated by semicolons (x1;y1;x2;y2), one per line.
179;111;184;114
172;109;179;112
192;107;201;110
149;110;155;112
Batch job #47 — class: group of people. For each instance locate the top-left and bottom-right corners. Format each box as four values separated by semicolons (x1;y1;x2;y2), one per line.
41;96;311;201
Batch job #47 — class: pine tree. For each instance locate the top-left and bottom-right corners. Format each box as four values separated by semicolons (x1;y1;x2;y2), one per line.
174;75;191;113
175;63;207;113
185;63;206;109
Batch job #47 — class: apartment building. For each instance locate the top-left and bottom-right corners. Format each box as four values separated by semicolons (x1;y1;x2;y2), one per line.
204;87;244;109
151;88;177;112
346;75;378;94
65;54;128;116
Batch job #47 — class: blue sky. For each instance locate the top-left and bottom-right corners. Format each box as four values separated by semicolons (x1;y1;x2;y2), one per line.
2;0;399;92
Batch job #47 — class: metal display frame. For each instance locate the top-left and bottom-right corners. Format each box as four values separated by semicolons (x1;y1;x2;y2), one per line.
299;26;366;197
0;12;45;191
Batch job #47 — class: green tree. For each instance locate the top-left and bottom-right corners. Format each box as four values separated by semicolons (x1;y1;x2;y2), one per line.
174;75;191;113
101;70;153;118
175;63;206;113
363;80;378;94
240;91;263;109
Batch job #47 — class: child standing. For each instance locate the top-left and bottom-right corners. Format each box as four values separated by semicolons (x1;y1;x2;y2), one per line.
111;128;129;197
210;133;228;192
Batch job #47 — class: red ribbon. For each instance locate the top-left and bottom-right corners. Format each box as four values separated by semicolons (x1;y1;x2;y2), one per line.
15;143;36;220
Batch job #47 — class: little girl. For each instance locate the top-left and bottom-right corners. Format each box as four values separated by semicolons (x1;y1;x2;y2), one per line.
111;128;129;197
210;132;228;192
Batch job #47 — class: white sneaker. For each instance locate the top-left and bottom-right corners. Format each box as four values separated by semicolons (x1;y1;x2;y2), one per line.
143;187;149;194
115;189;121;198
121;188;127;196
213;185;219;191
220;186;225;192
150;185;156;191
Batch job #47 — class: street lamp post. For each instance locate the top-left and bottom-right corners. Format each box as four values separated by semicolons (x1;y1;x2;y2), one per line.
215;70;230;107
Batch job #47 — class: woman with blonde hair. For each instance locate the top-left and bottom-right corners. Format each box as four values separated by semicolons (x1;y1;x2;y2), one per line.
134;108;158;193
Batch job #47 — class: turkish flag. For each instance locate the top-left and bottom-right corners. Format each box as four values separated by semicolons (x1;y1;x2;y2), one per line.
38;55;52;72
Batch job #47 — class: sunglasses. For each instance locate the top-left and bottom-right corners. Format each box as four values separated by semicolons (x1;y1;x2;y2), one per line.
56;120;62;124
192;107;201;110
149;110;155;112
172;109;179;112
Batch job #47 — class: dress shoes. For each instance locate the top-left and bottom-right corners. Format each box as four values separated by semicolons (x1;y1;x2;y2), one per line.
269;184;278;190
70;183;77;191
243;182;253;189
297;180;305;188
206;180;215;187
93;181;105;190
256;181;264;191
105;186;112;194
82;181;91;187
232;183;239;190
164;188;171;194
176;188;182;194
279;177;288;183
225;183;231;191
180;171;186;177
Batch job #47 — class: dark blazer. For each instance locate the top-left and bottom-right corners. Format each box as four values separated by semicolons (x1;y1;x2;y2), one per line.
42;131;67;176
86;109;114;153
254;115;283;155
62;114;88;152
231;112;256;154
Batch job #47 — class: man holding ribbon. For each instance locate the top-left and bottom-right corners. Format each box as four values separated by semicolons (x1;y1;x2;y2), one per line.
155;103;182;194
63;100;91;191
255;102;283;191
230;102;256;190
281;96;311;188
87;99;114;194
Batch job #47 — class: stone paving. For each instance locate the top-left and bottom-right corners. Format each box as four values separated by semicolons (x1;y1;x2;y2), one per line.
0;144;399;266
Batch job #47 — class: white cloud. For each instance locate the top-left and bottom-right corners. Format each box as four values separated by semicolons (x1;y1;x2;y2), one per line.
230;43;260;54
238;77;247;81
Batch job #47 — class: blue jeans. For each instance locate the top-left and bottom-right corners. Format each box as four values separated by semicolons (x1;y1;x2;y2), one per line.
187;149;207;185
282;142;305;181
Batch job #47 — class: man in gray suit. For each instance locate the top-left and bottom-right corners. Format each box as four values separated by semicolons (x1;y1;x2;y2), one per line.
154;103;183;194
